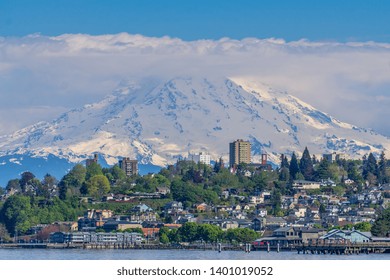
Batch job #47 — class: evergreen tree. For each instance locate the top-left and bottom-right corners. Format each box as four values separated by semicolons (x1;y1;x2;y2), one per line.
347;161;363;184
280;154;289;168
362;153;378;184
315;158;331;180
299;147;314;180
378;151;389;184
278;167;290;182
312;154;319;165
289;152;300;180
371;208;390;237
19;171;35;193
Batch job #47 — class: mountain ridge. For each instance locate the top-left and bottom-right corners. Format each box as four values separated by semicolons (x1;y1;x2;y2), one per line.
0;76;389;172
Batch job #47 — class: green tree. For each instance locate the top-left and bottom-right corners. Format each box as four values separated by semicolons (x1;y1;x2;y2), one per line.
86;175;110;199
177;222;199;242
347;161;363;185
299;147;314;180
198;224;223;243
6;179;21;193
354;222;372;232
158;226;171;243
0;195;32;234
19;171;37;193
38;174;57;198
371;208;390;237
280;154;289;169
289;152;300;180
315;158;331;180
108;165;127;182
212;168;239;189
225;228;259;243
270;189;282;216
160;232;170;244
86;162;103;180
278;167;290;182
362;153;378;183
0;223;11;242
59;164;87;199
378;151;389;184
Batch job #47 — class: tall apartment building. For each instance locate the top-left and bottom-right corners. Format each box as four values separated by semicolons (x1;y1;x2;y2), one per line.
119;158;138;177
229;139;251;167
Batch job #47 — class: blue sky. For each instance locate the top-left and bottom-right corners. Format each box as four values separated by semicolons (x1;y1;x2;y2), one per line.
1;0;389;42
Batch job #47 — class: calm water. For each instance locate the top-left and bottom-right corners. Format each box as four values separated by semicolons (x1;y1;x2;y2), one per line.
0;249;389;260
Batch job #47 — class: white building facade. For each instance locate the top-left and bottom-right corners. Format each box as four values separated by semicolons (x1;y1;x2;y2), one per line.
188;152;211;165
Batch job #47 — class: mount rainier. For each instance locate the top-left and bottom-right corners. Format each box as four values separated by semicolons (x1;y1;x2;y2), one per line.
0;76;389;184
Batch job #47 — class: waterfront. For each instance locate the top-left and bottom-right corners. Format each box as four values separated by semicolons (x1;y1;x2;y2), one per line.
0;248;389;260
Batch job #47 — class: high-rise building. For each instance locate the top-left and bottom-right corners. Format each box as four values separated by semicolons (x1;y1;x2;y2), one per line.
229;139;251;167
188;152;211;165
119;158;138;177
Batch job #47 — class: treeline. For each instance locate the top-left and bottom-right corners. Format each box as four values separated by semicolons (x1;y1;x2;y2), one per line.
0;195;85;236
159;222;259;244
281;149;390;186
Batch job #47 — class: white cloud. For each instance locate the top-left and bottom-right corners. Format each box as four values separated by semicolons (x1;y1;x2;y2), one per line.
1;33;390;136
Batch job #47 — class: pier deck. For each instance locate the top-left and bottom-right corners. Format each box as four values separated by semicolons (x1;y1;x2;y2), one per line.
296;242;390;255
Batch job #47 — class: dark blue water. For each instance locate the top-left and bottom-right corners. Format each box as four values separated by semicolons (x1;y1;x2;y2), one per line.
0;249;388;260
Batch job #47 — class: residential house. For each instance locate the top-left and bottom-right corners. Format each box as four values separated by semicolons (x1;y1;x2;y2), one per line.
222;220;239;230
195;203;211;212
164;201;184;215
320;178;336;187
157;186;170;196
249;195;264;205
131;204;153;213
344;179;355;185
357;207;376;217
252;217;263;231
256;207;267;217
292;205;307;218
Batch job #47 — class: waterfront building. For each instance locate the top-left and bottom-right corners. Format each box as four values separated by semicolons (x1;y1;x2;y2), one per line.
49;231;143;245
320;229;372;243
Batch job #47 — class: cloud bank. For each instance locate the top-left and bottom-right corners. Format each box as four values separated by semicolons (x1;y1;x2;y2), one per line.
1;33;390;136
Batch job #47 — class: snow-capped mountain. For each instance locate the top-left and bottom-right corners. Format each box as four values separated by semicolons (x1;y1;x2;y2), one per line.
1;76;389;173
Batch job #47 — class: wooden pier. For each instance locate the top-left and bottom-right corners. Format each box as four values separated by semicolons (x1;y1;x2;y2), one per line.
297;242;390;255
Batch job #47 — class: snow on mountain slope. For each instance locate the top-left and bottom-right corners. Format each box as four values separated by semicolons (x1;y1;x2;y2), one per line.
0;76;389;167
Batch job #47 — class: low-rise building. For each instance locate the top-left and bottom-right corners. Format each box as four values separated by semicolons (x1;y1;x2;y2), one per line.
320;229;372;243
292;180;320;190
50;231;143;245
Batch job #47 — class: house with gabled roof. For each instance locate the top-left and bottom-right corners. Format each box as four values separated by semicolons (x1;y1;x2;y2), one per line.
320;229;372;243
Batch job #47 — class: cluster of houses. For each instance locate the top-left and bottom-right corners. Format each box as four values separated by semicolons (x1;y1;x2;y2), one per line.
45;181;390;245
